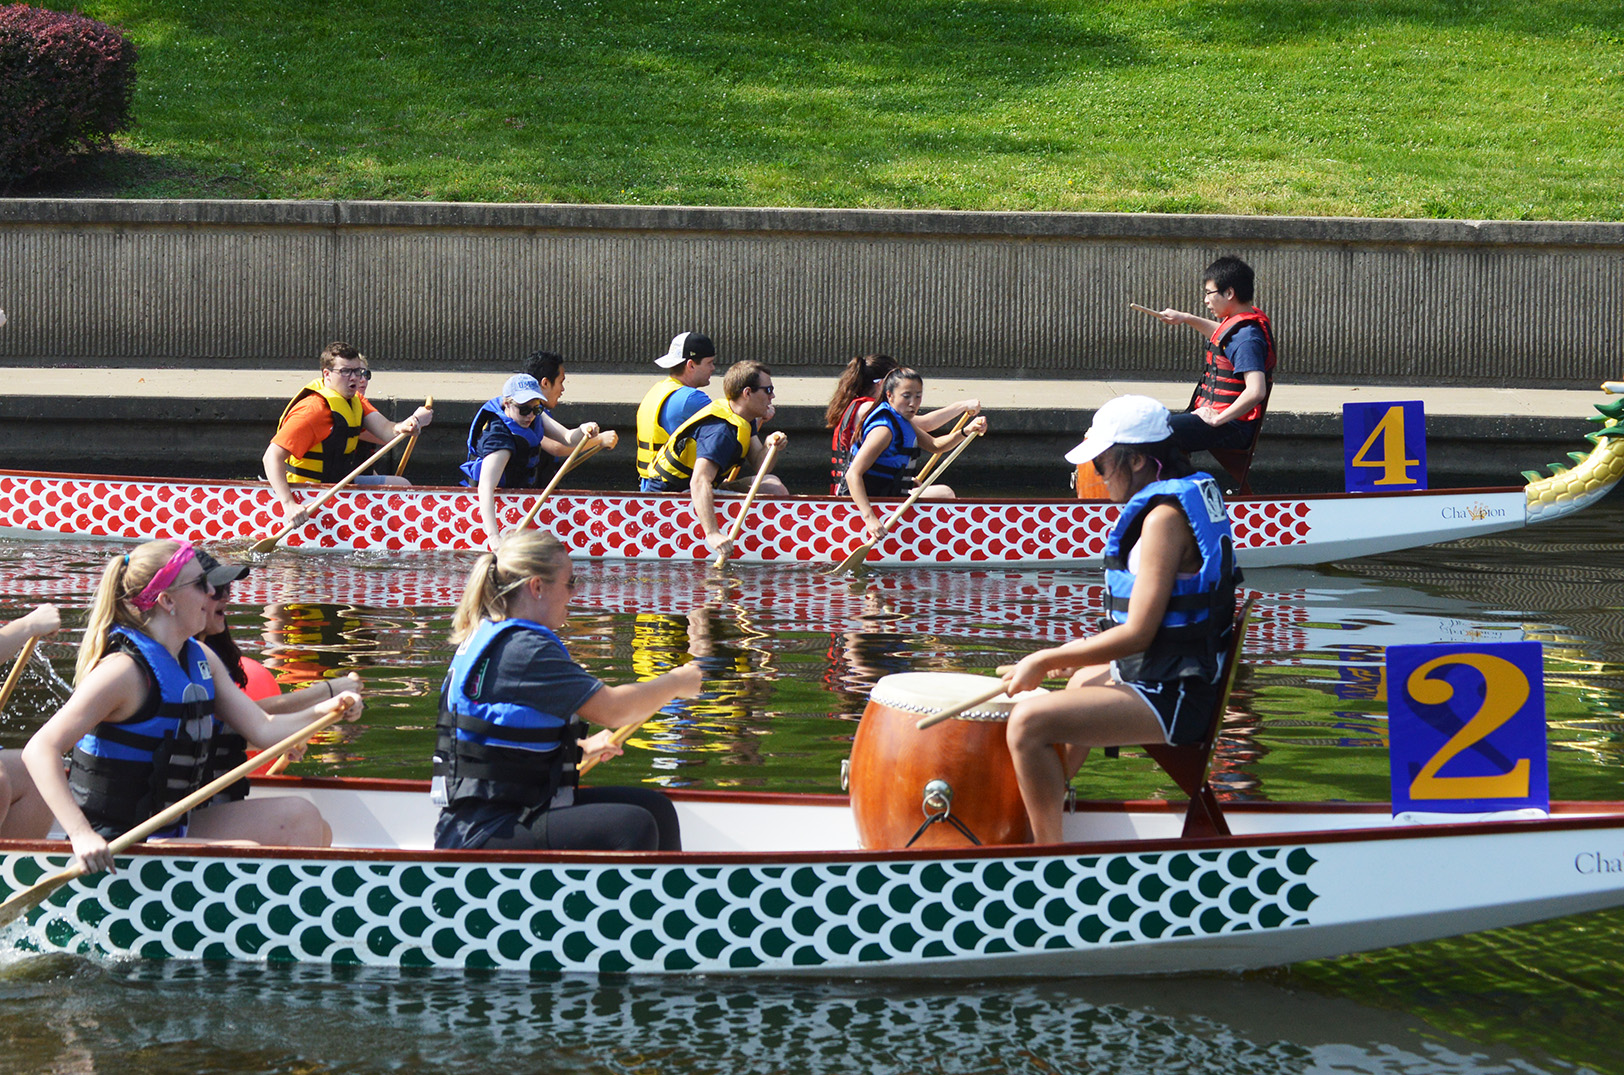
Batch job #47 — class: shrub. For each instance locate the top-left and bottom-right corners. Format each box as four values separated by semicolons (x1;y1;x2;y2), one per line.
0;4;137;188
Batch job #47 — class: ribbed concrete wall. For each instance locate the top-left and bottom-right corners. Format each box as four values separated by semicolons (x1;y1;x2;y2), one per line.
1;201;1620;386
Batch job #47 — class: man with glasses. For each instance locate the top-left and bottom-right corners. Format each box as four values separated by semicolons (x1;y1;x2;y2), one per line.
263;341;435;526
1147;255;1276;455
644;360;788;556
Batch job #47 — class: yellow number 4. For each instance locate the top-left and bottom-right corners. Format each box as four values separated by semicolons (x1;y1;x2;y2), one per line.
1351;405;1420;486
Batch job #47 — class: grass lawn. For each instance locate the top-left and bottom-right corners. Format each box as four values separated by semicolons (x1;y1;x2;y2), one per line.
19;0;1624;220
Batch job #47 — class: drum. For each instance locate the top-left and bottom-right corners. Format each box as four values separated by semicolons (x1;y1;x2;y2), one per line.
849;672;1046;850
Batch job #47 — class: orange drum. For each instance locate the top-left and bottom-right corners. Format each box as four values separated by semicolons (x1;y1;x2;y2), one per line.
1074;460;1109;500
849;672;1045;850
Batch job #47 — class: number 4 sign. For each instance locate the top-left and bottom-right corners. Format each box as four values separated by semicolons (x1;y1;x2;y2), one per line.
1388;641;1548;815
1344;400;1427;492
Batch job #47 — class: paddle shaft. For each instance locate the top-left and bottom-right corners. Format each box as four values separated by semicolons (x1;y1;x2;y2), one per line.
713;441;782;567
913;412;971;487
516;434;594;531
253;432;411;552
1129;302;1161;318
914;683;1010;731
0;637;38;715
0;705;349;929
392;395;433;477
830;430;981;573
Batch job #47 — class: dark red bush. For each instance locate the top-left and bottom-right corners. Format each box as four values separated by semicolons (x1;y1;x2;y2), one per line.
0;4;137;187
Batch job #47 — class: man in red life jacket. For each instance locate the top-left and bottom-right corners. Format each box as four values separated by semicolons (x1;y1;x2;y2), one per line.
1151;255;1276;456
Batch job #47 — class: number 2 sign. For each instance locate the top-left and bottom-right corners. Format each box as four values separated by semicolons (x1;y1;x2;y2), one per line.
1344;400;1427;492
1388;641;1548;815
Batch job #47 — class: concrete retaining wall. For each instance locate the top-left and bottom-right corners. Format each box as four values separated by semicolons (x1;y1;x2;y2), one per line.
2;200;1621;387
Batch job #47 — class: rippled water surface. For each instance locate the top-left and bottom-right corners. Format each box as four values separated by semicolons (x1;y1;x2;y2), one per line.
3;496;1624;1074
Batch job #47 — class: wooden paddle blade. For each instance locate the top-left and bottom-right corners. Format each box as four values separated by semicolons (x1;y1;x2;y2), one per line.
0;864;82;930
248;534;284;554
827;538;876;575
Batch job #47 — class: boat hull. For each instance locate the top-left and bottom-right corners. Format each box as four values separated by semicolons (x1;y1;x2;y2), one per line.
4;782;1624;976
0;469;1532;566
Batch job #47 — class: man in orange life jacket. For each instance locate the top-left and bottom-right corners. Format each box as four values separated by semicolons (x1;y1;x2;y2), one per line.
263;342;434;527
1151;256;1276;455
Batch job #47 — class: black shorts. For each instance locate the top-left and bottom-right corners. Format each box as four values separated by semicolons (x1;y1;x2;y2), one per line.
1114;670;1220;747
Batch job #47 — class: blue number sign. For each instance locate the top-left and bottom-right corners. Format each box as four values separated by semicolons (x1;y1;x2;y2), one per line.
1387;641;1547;815
1344;400;1427;492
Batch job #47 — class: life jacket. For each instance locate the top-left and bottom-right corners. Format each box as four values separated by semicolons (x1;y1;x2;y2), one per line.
646;400;754;488
829;395;877;494
278;379;367;484
636;377;693;481
68;626;217;837
1103;475;1238;683
460;397;546;488
431;618;584;811
1193;309;1276;424
836;402;919;498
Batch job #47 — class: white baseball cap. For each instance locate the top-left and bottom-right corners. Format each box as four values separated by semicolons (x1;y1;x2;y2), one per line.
1064;395;1174;465
502;374;546;404
655;331;715;369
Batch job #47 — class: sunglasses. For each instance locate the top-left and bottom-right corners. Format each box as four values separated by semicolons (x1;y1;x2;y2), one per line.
332;366;373;381
171;573;211;595
516;402;544;417
750;384;775;396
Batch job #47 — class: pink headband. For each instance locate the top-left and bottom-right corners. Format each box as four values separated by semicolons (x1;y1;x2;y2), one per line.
129;543;197;611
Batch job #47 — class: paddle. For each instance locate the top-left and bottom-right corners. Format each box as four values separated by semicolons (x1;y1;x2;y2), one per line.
0;702;351;930
252;432;410;553
515;434;595;531
392;395;434;477
0;638;38;715
712;441;781;568
827;430;981;574
577;718;648;780
1128;302;1162;318
914;682;1011;731
912;412;971;487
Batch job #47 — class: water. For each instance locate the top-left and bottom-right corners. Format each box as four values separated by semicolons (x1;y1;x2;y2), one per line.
3;497;1624;1074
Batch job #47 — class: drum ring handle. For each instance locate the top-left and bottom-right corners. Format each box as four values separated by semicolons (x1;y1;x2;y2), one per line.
904;780;983;849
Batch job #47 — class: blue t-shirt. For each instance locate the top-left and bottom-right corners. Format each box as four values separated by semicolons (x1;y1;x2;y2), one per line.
1224;323;1267;376
658;388;710;434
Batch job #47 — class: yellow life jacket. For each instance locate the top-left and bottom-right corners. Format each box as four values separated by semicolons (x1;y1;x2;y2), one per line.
647;400;754;487
278;379;366;484
635;376;694;480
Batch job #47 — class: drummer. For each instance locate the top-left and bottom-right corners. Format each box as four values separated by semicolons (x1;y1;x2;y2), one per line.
1001;396;1237;844
838;367;987;541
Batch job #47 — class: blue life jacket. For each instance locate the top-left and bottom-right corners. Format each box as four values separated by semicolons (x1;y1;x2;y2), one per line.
460;397;547;488
432;618;583;810
837;402;919;497
68;626;217;838
1102;475;1238;682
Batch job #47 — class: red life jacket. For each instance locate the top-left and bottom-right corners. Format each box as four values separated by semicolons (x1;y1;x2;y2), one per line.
1194;309;1276;424
829;395;877;493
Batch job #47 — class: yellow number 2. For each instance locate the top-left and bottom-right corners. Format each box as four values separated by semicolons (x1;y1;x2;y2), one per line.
1406;653;1531;800
1350;405;1421;486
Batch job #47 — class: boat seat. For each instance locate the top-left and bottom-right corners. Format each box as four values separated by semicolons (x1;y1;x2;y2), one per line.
1188;387;1267;495
1139;597;1254;839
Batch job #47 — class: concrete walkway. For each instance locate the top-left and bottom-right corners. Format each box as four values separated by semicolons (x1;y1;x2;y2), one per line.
2;367;1614;419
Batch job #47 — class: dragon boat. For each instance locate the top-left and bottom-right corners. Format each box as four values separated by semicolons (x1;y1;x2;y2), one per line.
4;778;1624;976
0;391;1620;565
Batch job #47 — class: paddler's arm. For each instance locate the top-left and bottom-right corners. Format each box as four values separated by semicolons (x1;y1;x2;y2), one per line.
1001;505;1186;695
916;398;980;432
262;443;309;527
575;661;704;730
0;603;59;662
209;649;363;749
690;457;729;554
1153;308;1221;336
914;414;987;454
476;448;513;551
845;424;893;539
539;412;600;449
256;672;363;715
360;405;431;445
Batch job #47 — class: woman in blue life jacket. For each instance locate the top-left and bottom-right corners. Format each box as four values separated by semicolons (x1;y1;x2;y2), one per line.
21;539;364;875
433;528;703;851
464;361;612;551
1000;396;1237;844
826;355;981;497
840;368;988;542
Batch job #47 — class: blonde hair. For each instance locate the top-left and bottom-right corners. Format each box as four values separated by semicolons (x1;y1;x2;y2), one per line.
450;529;570;643
76;539;184;685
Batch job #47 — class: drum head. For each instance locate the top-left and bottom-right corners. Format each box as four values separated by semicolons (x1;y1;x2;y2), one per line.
869;671;1046;720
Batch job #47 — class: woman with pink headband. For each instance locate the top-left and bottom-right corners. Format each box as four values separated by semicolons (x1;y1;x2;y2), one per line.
22;538;364;874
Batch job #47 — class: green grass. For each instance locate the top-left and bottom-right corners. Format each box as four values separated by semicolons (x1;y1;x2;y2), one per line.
25;0;1624;218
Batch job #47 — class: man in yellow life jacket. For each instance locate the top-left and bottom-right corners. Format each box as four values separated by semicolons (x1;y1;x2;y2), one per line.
263;342;434;527
644;360;788;557
636;331;717;488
